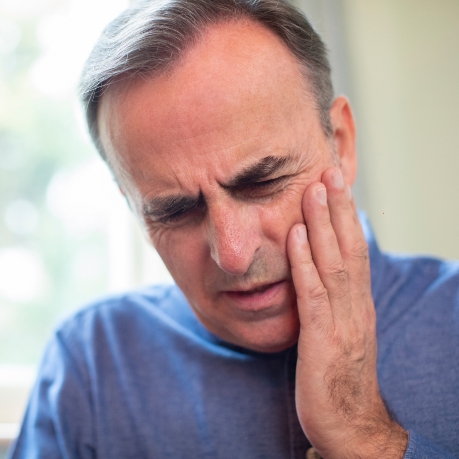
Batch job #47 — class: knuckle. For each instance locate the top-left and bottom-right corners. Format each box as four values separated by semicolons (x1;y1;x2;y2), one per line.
299;282;328;306
324;263;349;285
297;257;314;271
348;241;369;262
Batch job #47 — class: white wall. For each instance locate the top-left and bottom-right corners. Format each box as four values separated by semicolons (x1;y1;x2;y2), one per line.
296;0;459;259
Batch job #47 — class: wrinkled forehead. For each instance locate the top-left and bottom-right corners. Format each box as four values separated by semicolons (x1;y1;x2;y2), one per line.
97;19;321;187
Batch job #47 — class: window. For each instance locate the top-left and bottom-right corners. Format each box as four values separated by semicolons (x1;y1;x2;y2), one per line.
0;0;171;453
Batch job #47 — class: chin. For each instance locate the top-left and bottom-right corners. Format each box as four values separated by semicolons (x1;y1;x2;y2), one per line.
224;313;300;354
243;331;299;354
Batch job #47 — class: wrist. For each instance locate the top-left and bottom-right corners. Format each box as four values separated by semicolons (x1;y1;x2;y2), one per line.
345;420;408;459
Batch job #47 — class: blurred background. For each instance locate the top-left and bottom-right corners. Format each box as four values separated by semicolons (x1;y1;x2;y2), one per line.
0;0;458;455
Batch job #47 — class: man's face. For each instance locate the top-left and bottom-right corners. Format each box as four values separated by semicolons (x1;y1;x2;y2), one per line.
98;20;346;352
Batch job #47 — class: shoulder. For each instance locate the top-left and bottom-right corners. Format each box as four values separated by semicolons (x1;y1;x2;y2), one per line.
53;284;191;358
377;252;459;309
60;283;180;325
375;250;459;341
359;212;459;318
359;211;459;324
360;207;459;335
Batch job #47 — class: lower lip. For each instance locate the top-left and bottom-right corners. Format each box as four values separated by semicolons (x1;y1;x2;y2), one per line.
223;281;287;312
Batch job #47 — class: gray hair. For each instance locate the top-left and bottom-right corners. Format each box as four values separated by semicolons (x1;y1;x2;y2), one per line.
79;0;334;160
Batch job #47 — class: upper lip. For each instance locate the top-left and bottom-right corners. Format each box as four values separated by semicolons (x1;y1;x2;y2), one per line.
224;280;283;294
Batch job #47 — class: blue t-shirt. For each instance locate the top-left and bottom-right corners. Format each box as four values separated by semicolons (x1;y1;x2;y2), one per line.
9;217;459;458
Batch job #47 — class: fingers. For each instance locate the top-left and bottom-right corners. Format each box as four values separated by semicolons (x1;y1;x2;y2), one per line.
290;167;382;459
295;167;371;323
300;180;352;323
287;224;333;333
320;168;372;302
321;168;369;276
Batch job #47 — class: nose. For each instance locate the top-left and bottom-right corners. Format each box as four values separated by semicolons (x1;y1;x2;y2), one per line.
207;201;262;276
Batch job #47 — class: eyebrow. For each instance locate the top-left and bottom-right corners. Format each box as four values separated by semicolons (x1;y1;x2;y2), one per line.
221;155;292;189
142;155;294;219
143;194;202;220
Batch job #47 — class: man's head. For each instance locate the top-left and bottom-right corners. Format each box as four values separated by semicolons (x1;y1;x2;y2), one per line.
80;0;357;352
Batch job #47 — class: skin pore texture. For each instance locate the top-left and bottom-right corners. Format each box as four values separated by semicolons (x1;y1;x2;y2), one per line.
98;19;408;459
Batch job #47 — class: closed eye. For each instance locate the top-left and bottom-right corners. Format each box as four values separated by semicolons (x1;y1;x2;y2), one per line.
252;176;286;188
231;175;289;199
144;195;205;226
156;202;205;225
145;173;290;226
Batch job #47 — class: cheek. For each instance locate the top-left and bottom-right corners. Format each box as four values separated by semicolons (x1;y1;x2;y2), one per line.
149;226;207;287
259;187;306;243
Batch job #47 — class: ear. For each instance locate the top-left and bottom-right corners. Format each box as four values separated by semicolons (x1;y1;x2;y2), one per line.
329;96;357;186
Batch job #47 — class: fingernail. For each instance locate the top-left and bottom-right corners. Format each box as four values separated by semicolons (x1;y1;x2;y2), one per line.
316;187;327;206
331;169;344;190
296;225;307;244
345;185;353;201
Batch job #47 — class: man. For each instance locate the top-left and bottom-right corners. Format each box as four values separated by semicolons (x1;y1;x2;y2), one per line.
9;0;459;458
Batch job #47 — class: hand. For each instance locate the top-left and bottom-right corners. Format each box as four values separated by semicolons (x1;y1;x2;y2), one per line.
287;167;408;458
